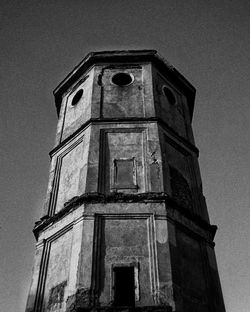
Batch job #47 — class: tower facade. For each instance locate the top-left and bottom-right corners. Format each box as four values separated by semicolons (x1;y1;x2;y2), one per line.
26;50;225;312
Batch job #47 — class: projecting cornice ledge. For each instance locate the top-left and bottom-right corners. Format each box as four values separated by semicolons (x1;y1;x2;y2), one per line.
33;192;217;242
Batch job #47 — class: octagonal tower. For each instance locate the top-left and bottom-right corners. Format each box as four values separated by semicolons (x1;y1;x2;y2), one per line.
26;50;225;312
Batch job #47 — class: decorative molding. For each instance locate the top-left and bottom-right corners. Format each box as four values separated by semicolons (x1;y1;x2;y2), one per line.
49;118;199;159
48;135;84;216
33;224;73;312
92;213;159;306
34;192;217;248
112;158;138;190
98;128;148;194
163;133;202;216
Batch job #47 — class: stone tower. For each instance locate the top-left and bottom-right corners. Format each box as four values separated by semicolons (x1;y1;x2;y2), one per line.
26;50;226;312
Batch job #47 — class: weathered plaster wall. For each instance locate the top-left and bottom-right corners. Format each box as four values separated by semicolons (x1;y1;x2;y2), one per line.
55;67;94;144
102;66;144;118
155;219;174;307
164;136;193;209
87;122;163;194
104;130;145;193
45;127;90;215
84;202;166;216
25;244;44;312
62;69;94;140
176;231;207;308
55;140;84;213
164;222;225;312
158;126;209;221
91;64;155;120
43;230;72;312
152;66;193;143
98;218;151;306
55;63;155;146
76;218;95;290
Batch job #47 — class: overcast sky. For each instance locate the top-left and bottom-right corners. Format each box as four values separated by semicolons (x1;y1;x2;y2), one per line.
0;1;250;311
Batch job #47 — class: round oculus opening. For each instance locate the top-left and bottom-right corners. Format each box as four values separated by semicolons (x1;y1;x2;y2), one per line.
72;89;83;106
111;73;133;86
162;86;176;105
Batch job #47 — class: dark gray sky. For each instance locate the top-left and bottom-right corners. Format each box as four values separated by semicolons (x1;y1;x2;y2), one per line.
1;1;249;311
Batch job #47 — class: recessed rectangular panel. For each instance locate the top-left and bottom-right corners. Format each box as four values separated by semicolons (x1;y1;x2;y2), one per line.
164;135;193;210
44;230;72;311
113;158;137;189
104;130;145;193
177;230;207;303
154;71;187;139
62;70;93;141
97;216;154;306
55;141;84;213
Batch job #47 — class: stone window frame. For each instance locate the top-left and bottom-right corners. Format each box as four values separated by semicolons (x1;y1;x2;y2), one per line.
110;262;140;304
111;157;138;191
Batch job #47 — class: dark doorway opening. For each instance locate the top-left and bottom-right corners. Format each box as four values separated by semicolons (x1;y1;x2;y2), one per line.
113;266;135;306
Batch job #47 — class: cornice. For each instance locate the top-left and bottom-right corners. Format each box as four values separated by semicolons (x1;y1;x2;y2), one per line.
33;192;216;244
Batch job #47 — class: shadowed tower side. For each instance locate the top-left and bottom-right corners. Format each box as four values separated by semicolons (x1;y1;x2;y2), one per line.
25;50;226;312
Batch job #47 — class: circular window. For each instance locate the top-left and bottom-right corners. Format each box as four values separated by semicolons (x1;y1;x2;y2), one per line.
111;73;133;86
72;89;83;106
162;86;176;105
